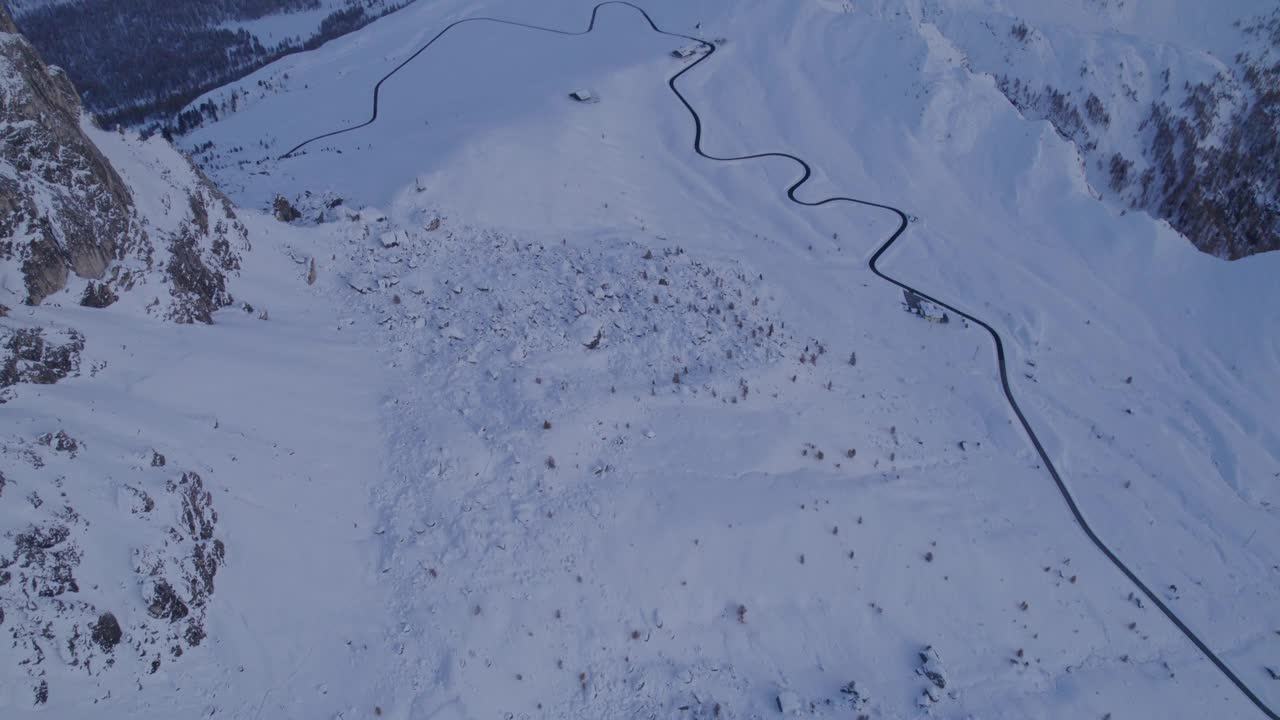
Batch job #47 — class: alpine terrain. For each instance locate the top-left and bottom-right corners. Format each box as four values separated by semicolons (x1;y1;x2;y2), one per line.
1;1;1278;718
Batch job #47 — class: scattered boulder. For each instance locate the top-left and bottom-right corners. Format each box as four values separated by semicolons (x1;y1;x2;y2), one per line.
572;314;604;350
272;195;301;222
840;679;870;708
917;645;947;689
90;612;122;652
36;430;79;457
347;273;377;294
917;685;941;708
775;689;802;715
147;580;189;622
80;281;118;308
380;230;409;248
915;645;949;706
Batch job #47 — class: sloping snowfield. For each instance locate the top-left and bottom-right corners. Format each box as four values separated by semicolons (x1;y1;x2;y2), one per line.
7;0;1277;718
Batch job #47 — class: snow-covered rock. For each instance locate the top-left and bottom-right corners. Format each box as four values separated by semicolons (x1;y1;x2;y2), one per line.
915;645;949;707
775;689;802;714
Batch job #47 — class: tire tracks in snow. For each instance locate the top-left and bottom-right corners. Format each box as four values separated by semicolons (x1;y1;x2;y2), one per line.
278;3;1279;716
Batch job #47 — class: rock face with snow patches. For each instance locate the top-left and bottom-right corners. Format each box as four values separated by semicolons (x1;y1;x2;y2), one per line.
1;4;253;402
0;8;252;707
1;5;247;322
0;5;137;305
0;425;227;706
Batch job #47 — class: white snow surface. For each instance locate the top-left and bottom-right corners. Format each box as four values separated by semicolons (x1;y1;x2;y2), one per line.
5;0;1279;718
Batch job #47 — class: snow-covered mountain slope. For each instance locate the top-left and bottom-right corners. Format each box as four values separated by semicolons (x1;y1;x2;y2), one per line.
170;1;1280;717
6;0;1278;717
185;0;1280;259
2;17;394;712
918;0;1280;259
1;213;395;713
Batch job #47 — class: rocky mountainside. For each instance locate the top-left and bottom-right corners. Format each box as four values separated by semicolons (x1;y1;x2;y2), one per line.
1132;10;1280;260
0;10;137;306
924;0;1280;259
1;11;256;705
0;5;245;321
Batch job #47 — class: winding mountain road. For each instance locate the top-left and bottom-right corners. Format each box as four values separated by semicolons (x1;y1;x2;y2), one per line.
279;3;1279;717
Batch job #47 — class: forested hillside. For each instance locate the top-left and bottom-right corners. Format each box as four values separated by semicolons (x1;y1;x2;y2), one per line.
4;0;411;128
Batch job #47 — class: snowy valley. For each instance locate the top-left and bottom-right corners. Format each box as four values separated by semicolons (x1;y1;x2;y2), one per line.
2;1;1279;719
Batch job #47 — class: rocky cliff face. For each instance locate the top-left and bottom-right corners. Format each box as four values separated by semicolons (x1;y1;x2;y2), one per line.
0;5;246;319
0;13;138;305
2;3;252;409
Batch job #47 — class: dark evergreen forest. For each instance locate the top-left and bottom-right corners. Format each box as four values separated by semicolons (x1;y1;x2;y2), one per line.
8;0;409;128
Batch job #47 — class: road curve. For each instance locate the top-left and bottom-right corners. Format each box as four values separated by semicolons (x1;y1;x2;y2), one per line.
278;3;1279;716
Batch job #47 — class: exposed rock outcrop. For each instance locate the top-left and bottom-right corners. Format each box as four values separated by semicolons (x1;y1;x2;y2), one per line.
0;7;245;707
0;324;84;403
0;7;139;304
0;5;247;318
0;432;226;705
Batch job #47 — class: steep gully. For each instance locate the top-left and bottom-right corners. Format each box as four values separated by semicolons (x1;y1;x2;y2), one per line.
278;3;1278;716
